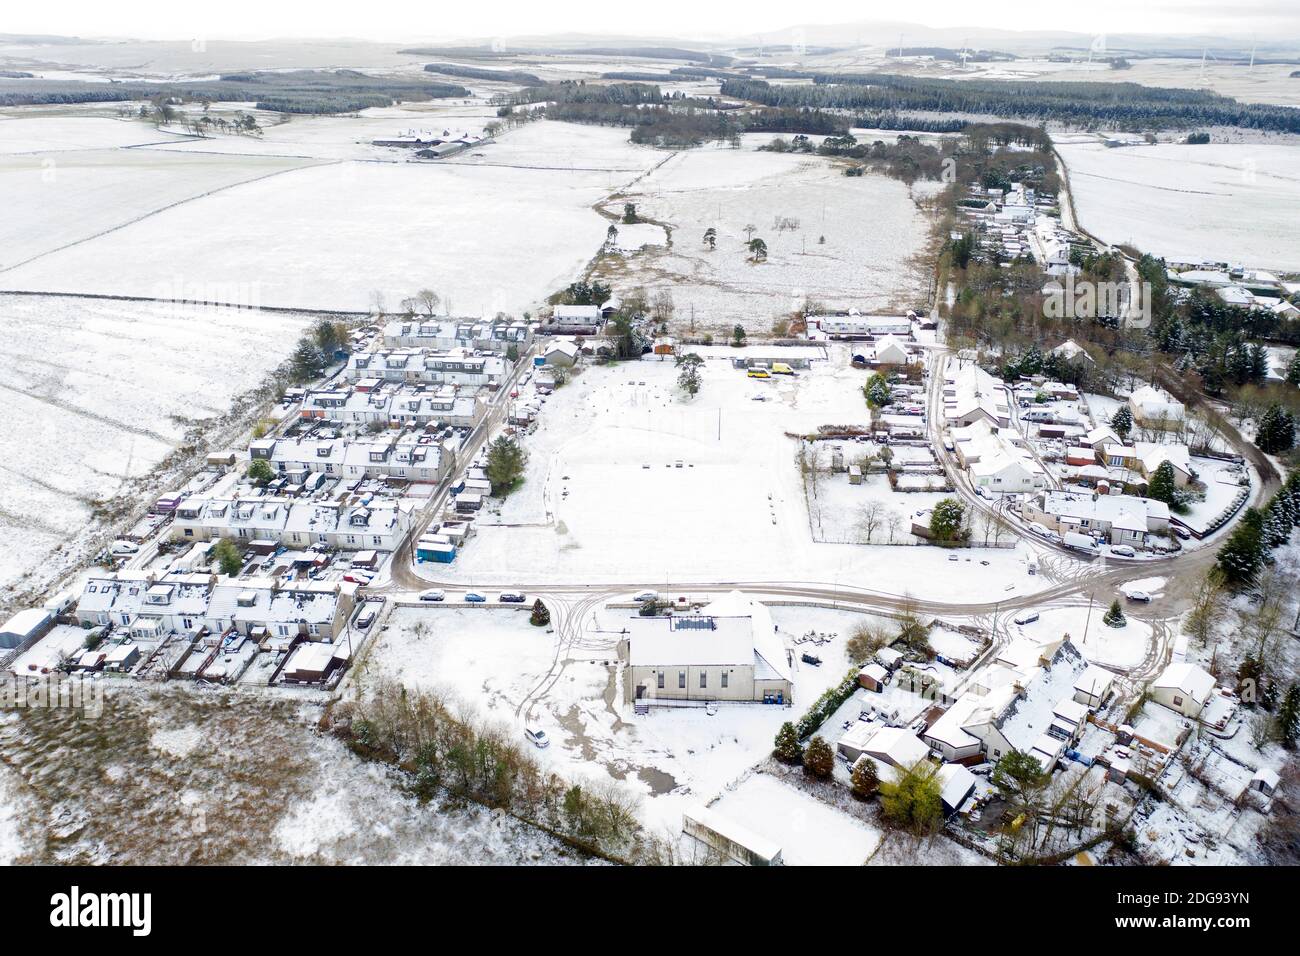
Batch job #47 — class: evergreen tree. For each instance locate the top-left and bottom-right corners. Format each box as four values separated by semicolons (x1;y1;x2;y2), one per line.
675;353;703;395
773;721;803;764
851;758;880;800
1110;405;1132;439
1102;599;1126;628
864;373;891;408
529;599;550;627
803;735;834;778
1286;351;1300;387
1278;685;1300;748
212;538;243;577
929;497;966;542
485;436;528;495
290;337;327;382
1146;460;1179;508
1255;405;1295;454
1215;507;1267;588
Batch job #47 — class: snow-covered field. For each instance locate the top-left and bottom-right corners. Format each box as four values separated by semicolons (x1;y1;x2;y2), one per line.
0;121;663;314
1058;140;1300;269
0;295;307;608
424;356;1049;600
0;147;316;269
592;144;933;329
1014;604;1152;670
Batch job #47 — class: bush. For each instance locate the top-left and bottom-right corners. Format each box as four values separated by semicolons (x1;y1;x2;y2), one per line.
1102;599;1126;628
795;671;859;739
529;599;550;627
803;736;834;778
773;721;803;764
851;758;880;800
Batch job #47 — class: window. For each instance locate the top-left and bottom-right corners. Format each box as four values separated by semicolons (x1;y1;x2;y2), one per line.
678;671;686;689
657;672;664;689
1173;695;1184;707
721;672;728;689
700;672;707;689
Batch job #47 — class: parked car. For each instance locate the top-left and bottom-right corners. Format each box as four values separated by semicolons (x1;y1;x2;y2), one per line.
110;540;139;555
1173;526;1192;541
1109;545;1136;558
801;652;822;666
1013;610;1040;626
498;591;526;603
524;727;550;749
463;591;487;603
356;609;376;629
632;590;658;603
418;589;445;602
1125;590;1152;603
343;571;374;585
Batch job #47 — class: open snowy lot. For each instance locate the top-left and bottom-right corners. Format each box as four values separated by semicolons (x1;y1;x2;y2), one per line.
422;355;1048;602
0;121;663;314
0;295;307;609
592;144;933;330
1058;139;1300;270
1014;603;1153;670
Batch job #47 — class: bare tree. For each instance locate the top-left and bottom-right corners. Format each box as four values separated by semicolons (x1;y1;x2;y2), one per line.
856;500;887;544
416;288;441;316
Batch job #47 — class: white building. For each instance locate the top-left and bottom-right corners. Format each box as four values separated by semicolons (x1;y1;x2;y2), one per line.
1127;386;1186;429
1150;662;1217;718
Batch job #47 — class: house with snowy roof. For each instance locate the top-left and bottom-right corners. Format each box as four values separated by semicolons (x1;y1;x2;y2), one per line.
1127;386;1185;429
1150;662;1217;718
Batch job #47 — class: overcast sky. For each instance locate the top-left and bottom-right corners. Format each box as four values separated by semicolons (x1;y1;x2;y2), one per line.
5;0;1297;43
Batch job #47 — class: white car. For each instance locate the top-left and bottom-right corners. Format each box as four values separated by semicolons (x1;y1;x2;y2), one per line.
1125;590;1152;603
418;589;445;602
1109;545;1136;558
632;590;658;603
110;540;139;555
524;727;550;749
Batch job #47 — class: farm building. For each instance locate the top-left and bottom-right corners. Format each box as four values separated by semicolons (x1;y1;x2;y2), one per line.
0;608;53;650
683;805;782;866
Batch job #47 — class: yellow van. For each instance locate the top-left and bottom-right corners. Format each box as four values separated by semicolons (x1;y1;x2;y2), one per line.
771;362;795;375
747;367;770;379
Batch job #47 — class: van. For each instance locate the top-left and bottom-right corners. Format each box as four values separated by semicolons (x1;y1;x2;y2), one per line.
771;362;795;375
110;540;139;556
1013;610;1040;626
746;367;770;379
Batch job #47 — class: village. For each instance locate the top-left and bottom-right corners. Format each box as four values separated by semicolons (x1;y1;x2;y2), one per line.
1;227;1289;866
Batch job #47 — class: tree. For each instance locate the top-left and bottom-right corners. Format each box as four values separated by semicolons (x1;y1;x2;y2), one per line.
290;337;327;382
1256;404;1296;454
1216;507;1267;588
246;458;275;485
731;324;747;348
1110;404;1133;439
1183;571;1225;646
746;237;768;262
990;749;1050;816
1102;599;1126;628
485;436;528;495
529;599;550;627
415;288;441;315
676;353;703;396
212;538;243;577
312;317;346;354
845;622;889;665
1279;685;1300;748
855;500;886;543
851;758;880;800
1146;459;1179;508
622;202;638;224
1286;351;1300;387
803;735;834;778
879;760;944;835
773;722;803;764
864;373;891;408
703;226;716;250
929;497;965;542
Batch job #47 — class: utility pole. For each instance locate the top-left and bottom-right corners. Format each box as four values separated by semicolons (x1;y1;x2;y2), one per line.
1081;592;1095;645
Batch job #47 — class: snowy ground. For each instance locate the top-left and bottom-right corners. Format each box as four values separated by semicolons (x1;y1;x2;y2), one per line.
423;356;1050;601
1058;140;1300;270
0;295;307;610
591;143;933;330
1014;604;1152;670
0;120;665;315
364;603;878;833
